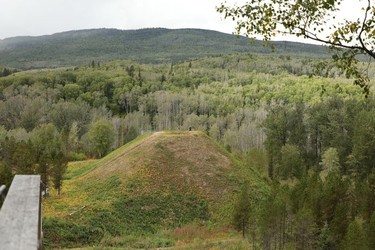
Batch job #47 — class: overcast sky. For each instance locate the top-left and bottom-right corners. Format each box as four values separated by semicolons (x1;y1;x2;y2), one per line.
0;0;363;41
0;0;240;39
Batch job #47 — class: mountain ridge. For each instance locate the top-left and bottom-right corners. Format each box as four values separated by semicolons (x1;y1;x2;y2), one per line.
0;28;329;69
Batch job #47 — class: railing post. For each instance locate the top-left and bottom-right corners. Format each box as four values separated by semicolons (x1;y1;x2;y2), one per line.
38;182;43;250
0;185;6;205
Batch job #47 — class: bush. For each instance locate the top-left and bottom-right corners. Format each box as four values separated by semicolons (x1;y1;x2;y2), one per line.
67;152;87;162
43;217;103;248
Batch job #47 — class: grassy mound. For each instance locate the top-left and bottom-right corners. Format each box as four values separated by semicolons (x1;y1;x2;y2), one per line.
43;131;266;249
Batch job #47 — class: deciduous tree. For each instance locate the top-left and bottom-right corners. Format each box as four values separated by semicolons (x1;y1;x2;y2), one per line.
320;147;340;181
88;119;115;158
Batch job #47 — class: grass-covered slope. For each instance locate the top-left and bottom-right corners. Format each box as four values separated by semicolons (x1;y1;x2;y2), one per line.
43;131;266;249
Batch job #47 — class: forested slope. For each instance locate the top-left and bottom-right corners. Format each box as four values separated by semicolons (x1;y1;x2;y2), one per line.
0;52;374;248
0;28;328;69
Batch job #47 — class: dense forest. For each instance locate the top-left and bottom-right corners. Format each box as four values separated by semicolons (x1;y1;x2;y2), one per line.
0;47;375;248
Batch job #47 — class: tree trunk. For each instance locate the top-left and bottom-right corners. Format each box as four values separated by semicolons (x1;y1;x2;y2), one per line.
242;219;245;238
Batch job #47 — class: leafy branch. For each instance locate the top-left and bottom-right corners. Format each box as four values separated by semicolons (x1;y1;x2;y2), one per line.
217;0;374;95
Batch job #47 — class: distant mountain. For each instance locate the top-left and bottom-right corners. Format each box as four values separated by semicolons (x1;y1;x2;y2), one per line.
0;28;329;69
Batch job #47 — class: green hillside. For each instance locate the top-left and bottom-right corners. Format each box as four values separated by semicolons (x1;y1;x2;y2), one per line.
0;28;329;69
43;131;266;249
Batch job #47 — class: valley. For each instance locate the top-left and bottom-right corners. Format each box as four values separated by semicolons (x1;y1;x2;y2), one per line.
0;28;374;249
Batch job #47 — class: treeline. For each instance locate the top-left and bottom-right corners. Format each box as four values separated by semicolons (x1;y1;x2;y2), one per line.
0;67;18;77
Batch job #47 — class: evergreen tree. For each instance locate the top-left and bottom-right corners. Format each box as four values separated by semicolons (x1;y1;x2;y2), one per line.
318;222;334;250
321;172;349;224
287;103;307;154
304;172;324;224
258;184;287;250
126;65;135;78
233;182;252;238
350;109;375;178
341;218;368;250
367;170;375;219
263;106;288;179
279;144;304;179
30;124;67;187
331;201;350;245
50;153;67;195
1;68;11;77
294;207;317;250
0;161;13;189
368;212;375;250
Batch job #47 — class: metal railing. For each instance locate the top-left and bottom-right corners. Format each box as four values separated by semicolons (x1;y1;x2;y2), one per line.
0;175;42;250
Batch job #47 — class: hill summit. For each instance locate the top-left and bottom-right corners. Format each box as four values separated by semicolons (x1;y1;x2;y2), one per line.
86;131;235;200
44;131;263;248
